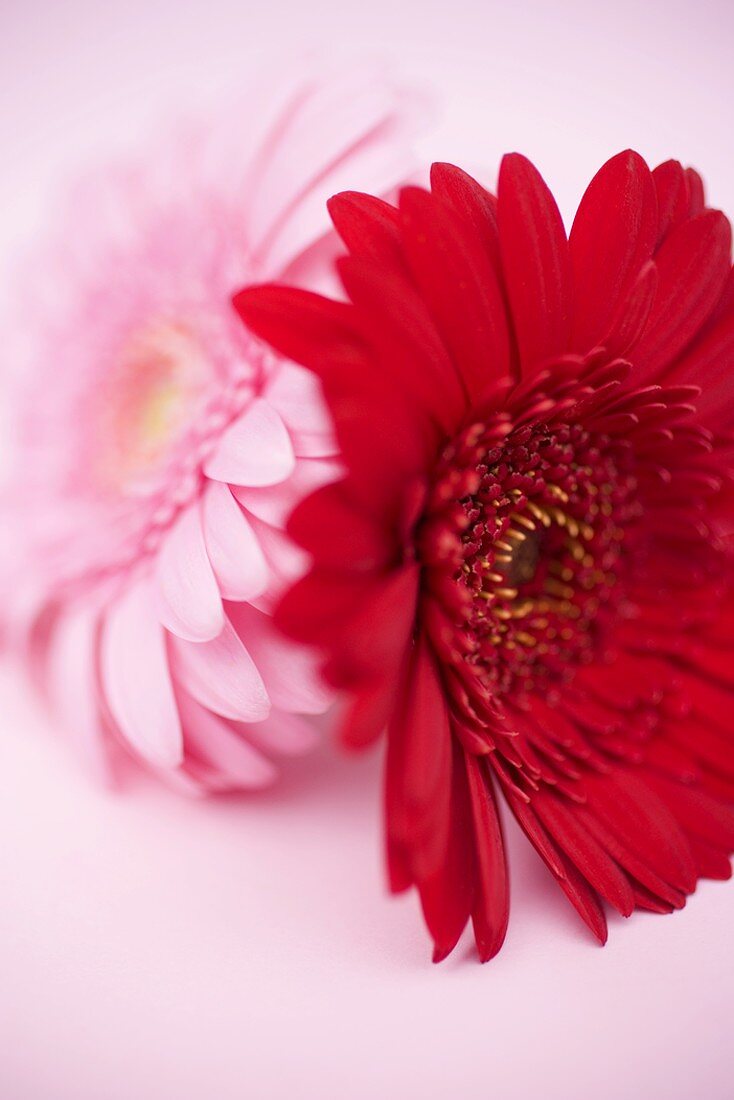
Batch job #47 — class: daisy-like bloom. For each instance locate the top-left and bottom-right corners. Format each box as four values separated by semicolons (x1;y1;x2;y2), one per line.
3;65;419;793
238;150;734;959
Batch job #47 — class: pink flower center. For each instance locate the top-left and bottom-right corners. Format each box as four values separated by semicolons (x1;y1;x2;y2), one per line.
95;320;212;493
49;313;268;591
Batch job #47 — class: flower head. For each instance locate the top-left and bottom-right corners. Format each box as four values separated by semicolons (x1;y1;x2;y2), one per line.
3;65;419;792
238;151;734;959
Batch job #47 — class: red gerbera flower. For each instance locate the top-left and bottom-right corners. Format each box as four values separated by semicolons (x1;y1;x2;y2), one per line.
236;150;734;962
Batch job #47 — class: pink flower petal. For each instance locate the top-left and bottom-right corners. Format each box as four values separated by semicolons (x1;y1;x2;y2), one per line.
155;505;224;642
160;769;212;798
241;709;322;757
249;73;401;266
201;481;268;600
265;361;338;457
264;126;419;277
46;602;112;783
101;580;183;768
279;429;338;459
245;515;312;612
203;398;295;487
177;688;277;788
169;614;270;722
254;70;423;277
234;457;342;528
228;601;332;714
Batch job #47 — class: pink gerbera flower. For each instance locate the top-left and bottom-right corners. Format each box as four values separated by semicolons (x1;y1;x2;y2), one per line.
2;64;420;793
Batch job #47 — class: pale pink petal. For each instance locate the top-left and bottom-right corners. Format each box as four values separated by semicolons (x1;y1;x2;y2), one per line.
234;457;342;528
203;398;295;487
177;688;277;788
228;601;332;715
201;481;269;600
46;602;112;783
250;71;417;274
249;515;311;581
101;580;183;768
278;231;346;303
266;141;417;278
169;614;270;722
247;74;394;248
161;769;211;798
194;68;317;210
155;505;224;642
245;515;312;613
240;709;321;757
264;361;338;457
282;430;338;460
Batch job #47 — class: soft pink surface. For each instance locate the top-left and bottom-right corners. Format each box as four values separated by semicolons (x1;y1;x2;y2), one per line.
1;1;733;1097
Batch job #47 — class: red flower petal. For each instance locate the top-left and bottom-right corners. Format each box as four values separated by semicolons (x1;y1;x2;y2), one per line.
498;153;572;374
324;564;419;690
336;253;466;434
507;791;608;942
327;190;404;267
386;635;453;880
653;159;691;244
429;162;501;274
398;185;512;399
275;568;379;644
342;676;403;751
645;774;734;851
688;838;733;881
600;261;658;358
234;284;363;374
465;755;509;961
583;770;697;893
235;284;434;508
633;209;732;379
287;481;393;571
533;790;635;917
418;741;476;963
569;150;658;352
398;638;452;819
668;304;734;426
554;857;609;945
686;167;705;216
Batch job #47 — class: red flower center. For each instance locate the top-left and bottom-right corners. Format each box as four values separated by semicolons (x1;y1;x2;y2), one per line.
422;414;642;698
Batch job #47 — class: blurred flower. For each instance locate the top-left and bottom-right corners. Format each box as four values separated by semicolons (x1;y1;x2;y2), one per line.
238;151;734;960
2;63;420;793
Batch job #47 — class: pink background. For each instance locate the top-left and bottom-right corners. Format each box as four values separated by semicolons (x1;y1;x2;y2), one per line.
1;1;733;1096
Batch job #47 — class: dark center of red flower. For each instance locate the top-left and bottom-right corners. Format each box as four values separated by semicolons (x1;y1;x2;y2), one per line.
421;416;642;698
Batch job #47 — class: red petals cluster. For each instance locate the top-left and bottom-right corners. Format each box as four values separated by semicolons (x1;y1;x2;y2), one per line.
237;151;734;961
